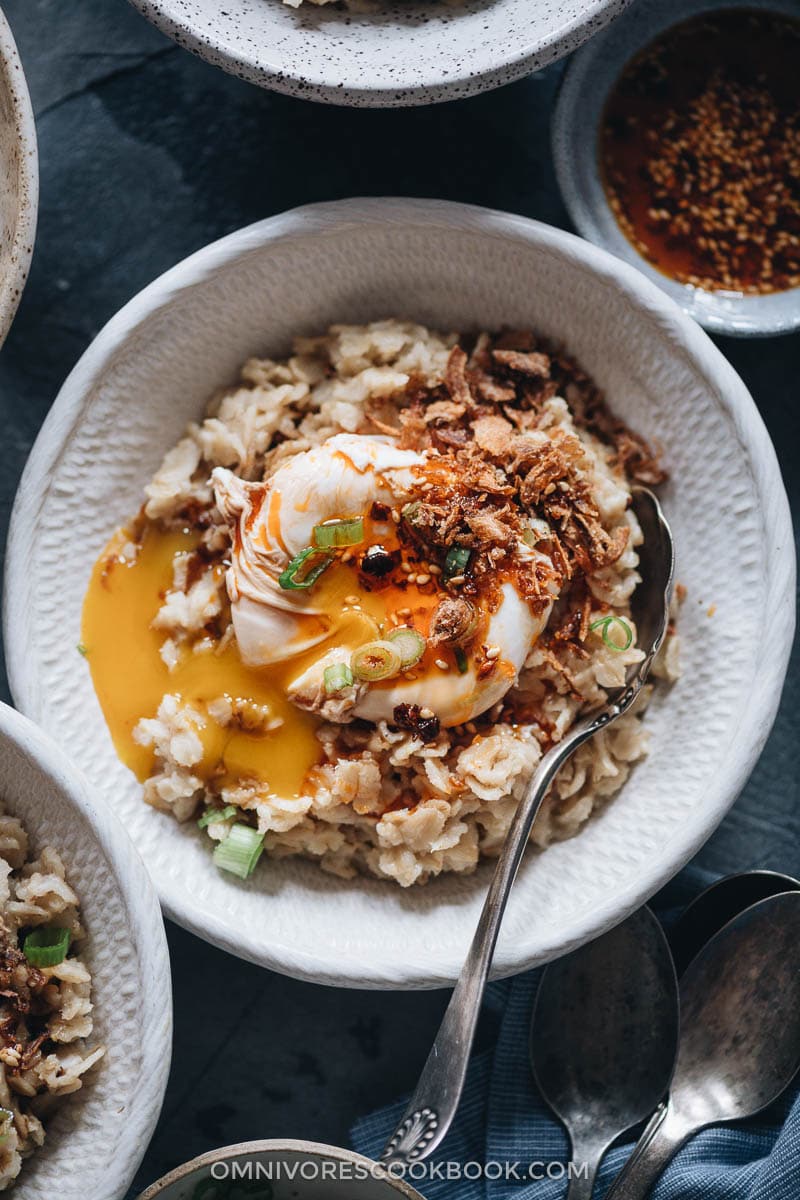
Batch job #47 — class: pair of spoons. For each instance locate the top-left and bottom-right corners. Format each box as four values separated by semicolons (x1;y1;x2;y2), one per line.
531;872;800;1199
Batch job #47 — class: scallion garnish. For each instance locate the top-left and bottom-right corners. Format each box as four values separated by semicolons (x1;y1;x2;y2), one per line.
313;517;365;549
278;546;333;590
590;615;634;652
23;926;70;968
454;647;469;674
212;823;264;879
443;546;471;581
197;804;238;830
351;640;403;682
76;643;88;657
0;1109;13;1146
386;627;426;669
323;662;354;694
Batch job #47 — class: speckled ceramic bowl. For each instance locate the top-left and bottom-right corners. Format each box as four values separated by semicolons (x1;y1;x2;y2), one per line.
4;199;794;990
137;1141;423;1200
0;703;171;1200
127;0;633;108
0;7;37;349
553;0;800;337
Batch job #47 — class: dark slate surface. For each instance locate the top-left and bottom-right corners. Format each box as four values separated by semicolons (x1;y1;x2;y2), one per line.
0;1;797;1194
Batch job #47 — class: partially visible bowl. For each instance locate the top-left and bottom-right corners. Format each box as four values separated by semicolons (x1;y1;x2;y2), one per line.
137;1140;423;1200
127;0;632;108
0;7;36;349
553;0;800;337
0;702;172;1200
4;198;795;989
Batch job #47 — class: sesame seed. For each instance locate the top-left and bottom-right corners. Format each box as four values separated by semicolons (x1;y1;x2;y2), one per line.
448;574;466;586
435;658;449;671
407;574;418;584
485;646;501;660
419;707;435;720
397;607;413;618
416;573;431;585
391;509;401;523
344;594;359;606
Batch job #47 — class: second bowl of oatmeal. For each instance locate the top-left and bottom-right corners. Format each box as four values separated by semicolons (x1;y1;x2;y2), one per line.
0;703;171;1198
4;199;794;988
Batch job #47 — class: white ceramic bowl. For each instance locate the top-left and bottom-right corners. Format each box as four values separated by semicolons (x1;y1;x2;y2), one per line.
4;198;794;989
0;7;37;348
553;0;800;337
0;703;171;1200
137;1141;423;1200
127;0;632;108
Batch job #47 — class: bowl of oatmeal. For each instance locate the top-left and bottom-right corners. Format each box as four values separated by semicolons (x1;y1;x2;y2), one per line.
4;198;794;987
0;702;171;1196
125;0;633;107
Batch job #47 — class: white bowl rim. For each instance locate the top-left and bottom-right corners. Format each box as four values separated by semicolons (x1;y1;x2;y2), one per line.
552;0;800;338
126;0;633;108
136;1139;424;1199
4;197;794;987
0;701;173;1197
0;7;38;348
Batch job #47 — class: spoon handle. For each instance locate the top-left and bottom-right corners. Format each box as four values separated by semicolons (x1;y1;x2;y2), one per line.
380;705;632;1168
604;1103;692;1200
564;1132;605;1200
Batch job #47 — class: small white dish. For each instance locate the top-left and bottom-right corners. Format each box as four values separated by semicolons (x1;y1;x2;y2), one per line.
137;1140;423;1200
4;198;794;989
0;7;37;349
0;702;172;1200
127;0;632;108
553;0;800;338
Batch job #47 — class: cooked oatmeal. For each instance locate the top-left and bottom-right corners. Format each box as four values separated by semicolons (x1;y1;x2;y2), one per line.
82;320;678;888
0;806;104;1189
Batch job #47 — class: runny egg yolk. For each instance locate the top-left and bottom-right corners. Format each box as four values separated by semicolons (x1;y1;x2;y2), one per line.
81;520;451;799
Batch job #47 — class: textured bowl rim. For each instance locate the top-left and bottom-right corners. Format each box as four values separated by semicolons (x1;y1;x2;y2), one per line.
552;0;800;337
136;1139;424;1199
4;198;795;988
0;7;38;348
125;0;633;108
0;702;173;1198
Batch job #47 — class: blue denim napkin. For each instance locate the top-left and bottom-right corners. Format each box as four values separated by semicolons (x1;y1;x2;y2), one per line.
352;867;800;1199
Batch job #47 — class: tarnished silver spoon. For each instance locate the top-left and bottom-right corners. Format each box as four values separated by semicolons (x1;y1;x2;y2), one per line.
669;869;800;976
530;906;679;1200
606;891;800;1200
381;487;674;1168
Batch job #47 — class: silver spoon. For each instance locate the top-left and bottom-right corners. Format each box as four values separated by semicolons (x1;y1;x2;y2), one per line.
669;870;800;976
381;487;674;1167
606;891;800;1200
529;906;679;1200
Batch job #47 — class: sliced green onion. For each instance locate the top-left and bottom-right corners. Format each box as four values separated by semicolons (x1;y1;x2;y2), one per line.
23;926;70;968
351;640;403;682
76;642;88;657
590;615;634;652
444;546;471;581
386;627;426;668
213;823;264;879
313;517;365;549
454;647;469;675
401;501;422;525
278;546;333;590
197;804;238;830
0;1108;13;1146
324;662;354;694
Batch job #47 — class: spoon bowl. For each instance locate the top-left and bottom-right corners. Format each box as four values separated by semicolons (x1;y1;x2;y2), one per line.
670;870;800;976
531;906;679;1200
607;891;800;1199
